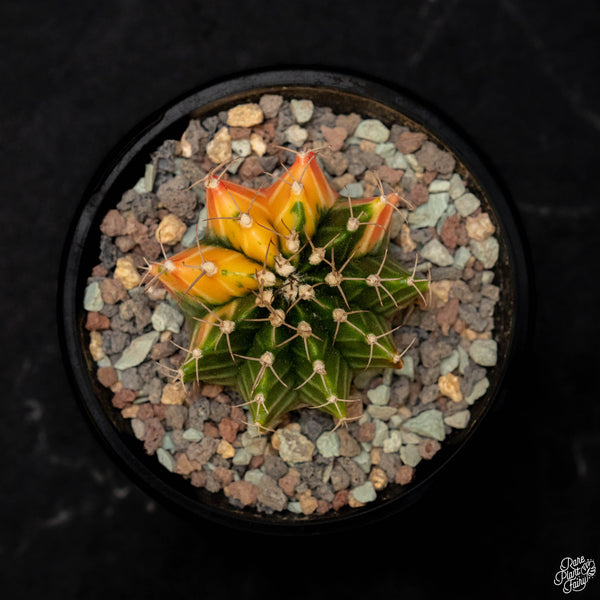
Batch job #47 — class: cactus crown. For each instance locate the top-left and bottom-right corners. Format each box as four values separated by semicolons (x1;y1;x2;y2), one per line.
146;149;429;432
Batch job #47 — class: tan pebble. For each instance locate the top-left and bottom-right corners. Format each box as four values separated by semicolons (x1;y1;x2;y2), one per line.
110;381;123;393
250;132;267;157
161;382;187;405
438;373;463;403
217;439;235;459
121;405;139;419
359;139;376;153
114;256;142;290
370;447;382;465
369;466;388;490
175;453;195;475
298;490;318;515
89;330;106;361
400;223;417;253
155;213;187;245
348;494;366;508
284;422;302;433
271;430;281;450
461;328;479;341
206;126;232;164
201;383;223;398
466;212;495;242
430;280;452;307
227;103;264;128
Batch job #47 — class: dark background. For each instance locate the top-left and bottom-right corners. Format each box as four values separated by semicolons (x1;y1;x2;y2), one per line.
2;0;599;597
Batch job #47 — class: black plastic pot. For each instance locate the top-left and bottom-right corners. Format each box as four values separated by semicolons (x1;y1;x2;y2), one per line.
58;68;531;535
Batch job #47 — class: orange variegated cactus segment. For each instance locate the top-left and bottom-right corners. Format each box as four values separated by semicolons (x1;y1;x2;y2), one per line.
150;244;260;306
261;151;338;220
205;176;279;267
352;192;400;256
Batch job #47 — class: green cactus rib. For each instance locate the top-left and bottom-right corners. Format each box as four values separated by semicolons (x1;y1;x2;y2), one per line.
147;151;429;432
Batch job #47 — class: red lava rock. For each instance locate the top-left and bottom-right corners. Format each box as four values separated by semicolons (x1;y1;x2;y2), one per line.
249;455;265;469
85;311;110;331
229;405;246;429
437;297;460;335
395;464;415;485
278;470;301;496
321;125;347;152
100;209;127;237
150;341;177;360
218;417;239;443
440;213;461;249
422;170;438;185
407;182;429;208
415;141;456;175
136;403;154;420
332;489;350;511
357;422;376;443
97;366;118;388
418;438;442;460
239;156;264;180
91;264;108;277
111;388;136;409
227;480;258;506
229;126;251;139
336;113;361;135
395;131;427;154
153;403;168;420
99;278;128;304
115;235;136;253
377;164;404;185
203;421;220;438
253;120;276;143
137;236;161;261
143;417;165;455
213;466;235;486
191;470;207;488
201;384;223;398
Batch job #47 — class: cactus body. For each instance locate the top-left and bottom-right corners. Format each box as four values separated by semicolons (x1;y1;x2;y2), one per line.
149;151;428;431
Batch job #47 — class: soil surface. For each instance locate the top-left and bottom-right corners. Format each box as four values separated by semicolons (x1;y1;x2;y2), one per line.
83;95;502;516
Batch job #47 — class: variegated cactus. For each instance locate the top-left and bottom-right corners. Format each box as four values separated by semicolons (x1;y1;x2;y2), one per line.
146;149;429;432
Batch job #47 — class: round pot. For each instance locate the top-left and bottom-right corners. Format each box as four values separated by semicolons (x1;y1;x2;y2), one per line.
58;68;530;535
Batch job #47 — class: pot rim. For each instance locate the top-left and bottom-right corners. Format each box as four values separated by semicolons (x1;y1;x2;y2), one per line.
58;67;531;535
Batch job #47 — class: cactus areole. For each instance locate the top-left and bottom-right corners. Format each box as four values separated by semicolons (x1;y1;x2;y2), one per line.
146;150;429;432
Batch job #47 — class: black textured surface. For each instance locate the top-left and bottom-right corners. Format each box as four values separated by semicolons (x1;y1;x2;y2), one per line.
2;1;599;597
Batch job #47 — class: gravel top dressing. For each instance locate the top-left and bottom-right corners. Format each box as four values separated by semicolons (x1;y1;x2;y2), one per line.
83;95;501;516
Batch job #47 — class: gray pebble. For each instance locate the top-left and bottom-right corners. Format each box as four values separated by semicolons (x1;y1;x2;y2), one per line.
84;282;104;312
402;409;446;441
290;99;314;124
444;410;471;429
114;331;160;370
152;302;184;333
470;237;499;269
316;431;341;458
420;239;454;267
354;119;390;143
469;339;498;366
156;448;175;472
455;193;480;216
408;192;449;228
351;481;377;503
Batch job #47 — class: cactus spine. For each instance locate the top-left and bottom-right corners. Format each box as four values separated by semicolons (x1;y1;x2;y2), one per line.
147;149;429;432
